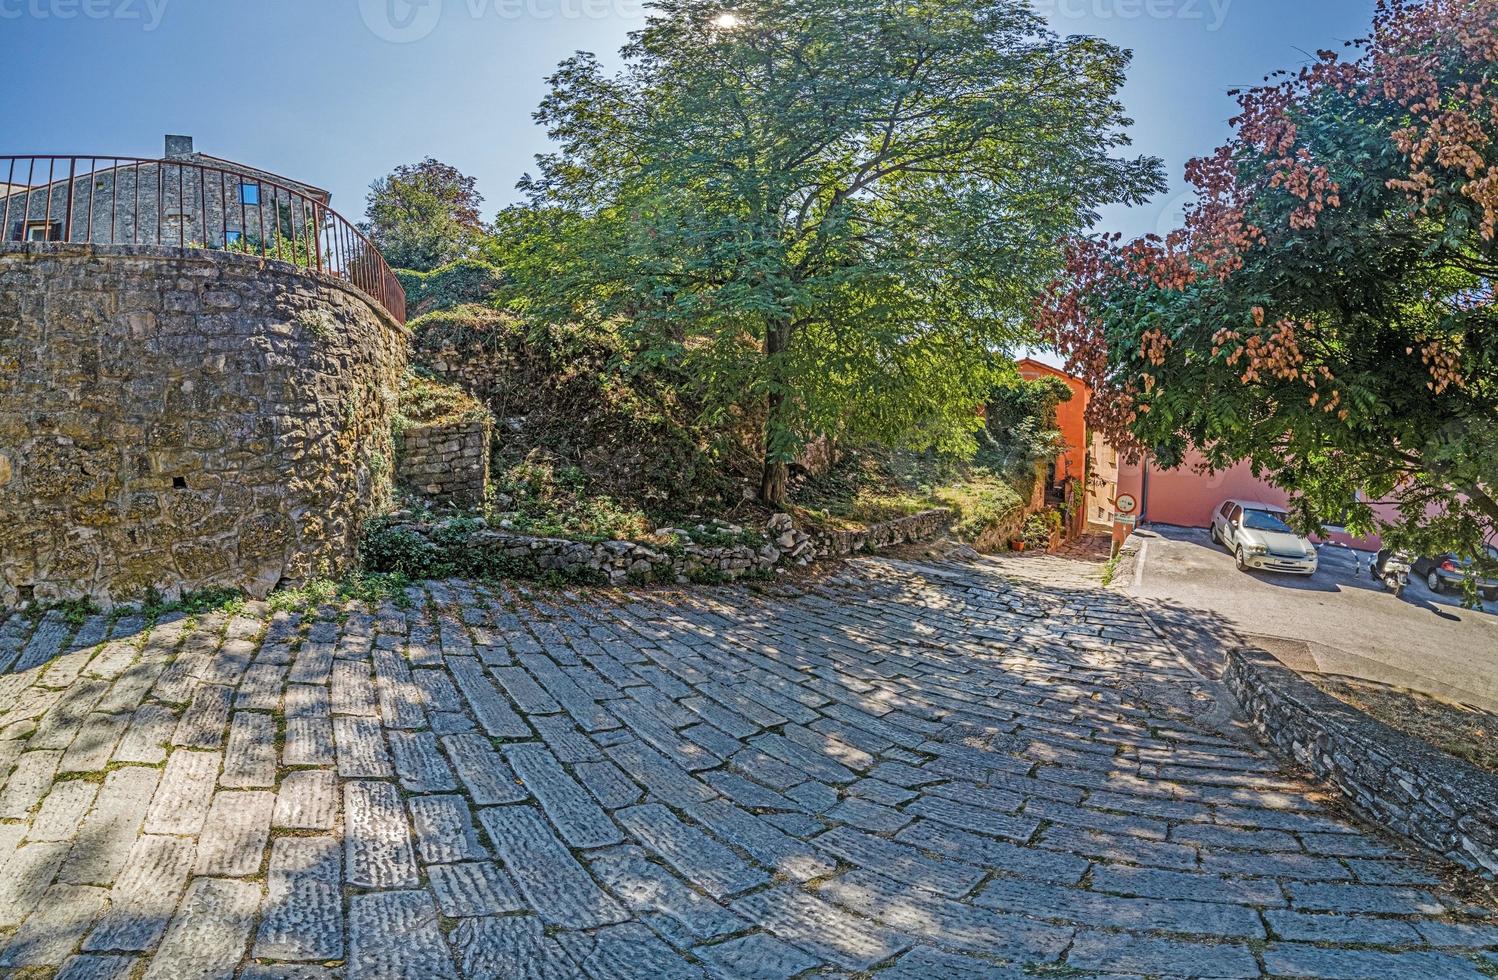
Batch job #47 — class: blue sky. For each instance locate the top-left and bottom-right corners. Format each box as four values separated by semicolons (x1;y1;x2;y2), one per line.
1;0;1374;238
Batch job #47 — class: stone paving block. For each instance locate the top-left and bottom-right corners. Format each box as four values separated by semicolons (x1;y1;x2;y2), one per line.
1262;943;1490;979
173;684;234;749
0;883;109;967
60;711;131;772
1287;881;1448;915
388;729;458;793
374;647;427;729
1090;863;1286;907
975;870;1266;938
142;877;261;980
31;679;110;749
517;652;616;732
272;769;338;830
347;889;460;980
618;803;769;899
478;805;629;928
254;835;344;962
1065;931;1260;977
813;825;987;897
688;798;836;881
896;819;1090;885
574;758;645;808
731;885;911;971
440;733;527;804
113;703;178;764
609;698;722;772
28;778;99;841
345;780;420;888
409;794;489;864
448;657;531;737
877;946;1030;979
819;869;1073;963
331;658;378;716
220;711;277;788
605;739;719;807
592;845;747;939
194;789;275;876
0;749;61;818
504;741;621;847
428;860;524;917
61;765;160;886
143;749;220;835
530;712;603;762
907;793;1042;843
1265;909;1423;945
491;664;560;714
692;932;823;979
449;914;579;979
0;841;70;927
57;954;138;980
235;663;286;711
557;921;706;979
83;834;194;952
330;715;391;781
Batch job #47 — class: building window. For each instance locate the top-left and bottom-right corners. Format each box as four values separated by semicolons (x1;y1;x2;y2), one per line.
22;221;61;242
240;183;260;206
225;230;243;245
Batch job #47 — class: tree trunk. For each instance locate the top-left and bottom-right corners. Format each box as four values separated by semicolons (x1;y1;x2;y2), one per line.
759;319;791;508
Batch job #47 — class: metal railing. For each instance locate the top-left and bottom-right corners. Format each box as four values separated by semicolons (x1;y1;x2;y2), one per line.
0;154;406;324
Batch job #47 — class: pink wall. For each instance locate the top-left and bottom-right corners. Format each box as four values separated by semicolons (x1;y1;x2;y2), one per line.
1117;451;1383;551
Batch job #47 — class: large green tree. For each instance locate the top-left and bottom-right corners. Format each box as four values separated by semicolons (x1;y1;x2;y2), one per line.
364;158;487;273
1041;0;1498;565
503;0;1163;505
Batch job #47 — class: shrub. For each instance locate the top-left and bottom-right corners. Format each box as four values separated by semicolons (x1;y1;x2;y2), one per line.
393;371;490;436
1022;509;1062;551
408;304;739;514
398;259;505;318
933;479;1026;542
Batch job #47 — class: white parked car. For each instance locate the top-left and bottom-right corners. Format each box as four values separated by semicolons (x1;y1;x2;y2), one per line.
1211;500;1319;576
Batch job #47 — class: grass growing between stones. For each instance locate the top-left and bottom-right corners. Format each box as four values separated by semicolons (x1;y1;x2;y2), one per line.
266;572;414;614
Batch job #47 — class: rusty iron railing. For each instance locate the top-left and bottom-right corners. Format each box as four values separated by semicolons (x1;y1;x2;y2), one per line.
0;154;406;324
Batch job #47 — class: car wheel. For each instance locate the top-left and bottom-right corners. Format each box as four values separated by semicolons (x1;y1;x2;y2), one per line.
1427;570;1443;594
1483;590;1497;604
1236;547;1249;572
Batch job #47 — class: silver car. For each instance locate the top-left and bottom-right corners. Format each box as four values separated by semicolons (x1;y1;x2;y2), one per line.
1211;500;1318;576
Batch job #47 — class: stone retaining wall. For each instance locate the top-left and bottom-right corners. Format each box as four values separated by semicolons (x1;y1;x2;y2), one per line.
1226;646;1498;876
811;509;953;557
371;508;954;587
0;243;407;606
396;417;491;509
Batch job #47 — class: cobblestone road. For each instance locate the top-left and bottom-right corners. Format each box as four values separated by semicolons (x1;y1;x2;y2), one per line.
1;554;1496;979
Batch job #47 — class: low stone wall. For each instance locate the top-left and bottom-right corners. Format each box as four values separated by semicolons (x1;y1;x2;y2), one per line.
369;508;954;586
0;243;407;606
396;417;491;508
811;509;953;557
1226;646;1498;876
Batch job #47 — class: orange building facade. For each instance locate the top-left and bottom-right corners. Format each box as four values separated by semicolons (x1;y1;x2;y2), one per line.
1015;358;1383;552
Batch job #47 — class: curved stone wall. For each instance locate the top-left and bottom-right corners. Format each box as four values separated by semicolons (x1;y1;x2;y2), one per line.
0;243;407;606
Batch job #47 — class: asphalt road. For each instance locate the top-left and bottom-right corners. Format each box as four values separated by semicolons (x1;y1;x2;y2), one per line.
1126;525;1498;712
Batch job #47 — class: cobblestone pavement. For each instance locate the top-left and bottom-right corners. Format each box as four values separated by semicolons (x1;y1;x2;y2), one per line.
1;555;1496;979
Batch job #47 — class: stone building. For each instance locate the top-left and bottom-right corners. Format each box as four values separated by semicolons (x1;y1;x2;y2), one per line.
1;136;332;253
0;140;408;608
